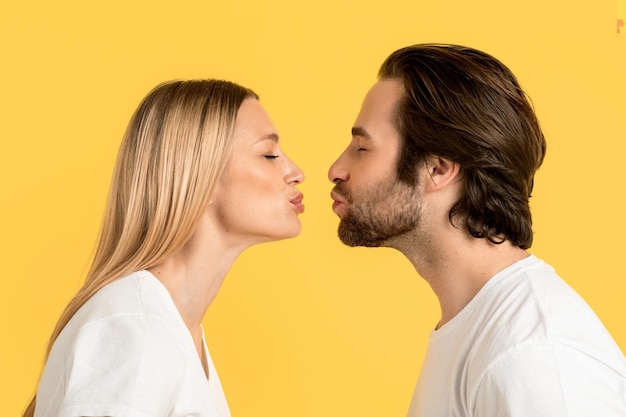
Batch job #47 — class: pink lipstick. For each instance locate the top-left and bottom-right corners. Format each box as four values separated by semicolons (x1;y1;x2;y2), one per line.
291;193;305;214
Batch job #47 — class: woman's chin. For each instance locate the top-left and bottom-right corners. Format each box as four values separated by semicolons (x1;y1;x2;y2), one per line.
266;223;303;242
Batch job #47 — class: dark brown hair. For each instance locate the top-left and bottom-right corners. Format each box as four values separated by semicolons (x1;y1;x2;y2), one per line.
379;44;546;249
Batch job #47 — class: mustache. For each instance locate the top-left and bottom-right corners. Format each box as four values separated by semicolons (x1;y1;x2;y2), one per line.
332;183;352;203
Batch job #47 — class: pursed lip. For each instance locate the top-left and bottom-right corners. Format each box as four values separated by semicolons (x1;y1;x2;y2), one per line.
330;190;347;213
290;193;305;214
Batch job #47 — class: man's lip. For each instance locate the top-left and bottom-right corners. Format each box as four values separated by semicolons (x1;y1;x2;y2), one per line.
330;191;347;215
330;191;346;204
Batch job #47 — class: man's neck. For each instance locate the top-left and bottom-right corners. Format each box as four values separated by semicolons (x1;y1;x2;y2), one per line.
388;230;529;329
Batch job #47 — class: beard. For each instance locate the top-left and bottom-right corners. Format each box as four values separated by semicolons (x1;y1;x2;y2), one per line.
333;175;423;247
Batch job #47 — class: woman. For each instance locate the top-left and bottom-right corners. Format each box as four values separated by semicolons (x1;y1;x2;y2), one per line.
23;79;305;417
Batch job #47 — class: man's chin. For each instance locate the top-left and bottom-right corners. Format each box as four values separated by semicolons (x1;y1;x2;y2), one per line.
337;223;385;248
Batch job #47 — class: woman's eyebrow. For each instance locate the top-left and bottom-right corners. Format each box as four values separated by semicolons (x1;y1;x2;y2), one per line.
256;133;280;143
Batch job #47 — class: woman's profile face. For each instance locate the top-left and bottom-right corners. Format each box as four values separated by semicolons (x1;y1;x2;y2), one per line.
211;98;305;245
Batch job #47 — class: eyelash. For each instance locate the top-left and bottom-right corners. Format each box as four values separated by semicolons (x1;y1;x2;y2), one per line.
354;141;367;152
264;155;280;159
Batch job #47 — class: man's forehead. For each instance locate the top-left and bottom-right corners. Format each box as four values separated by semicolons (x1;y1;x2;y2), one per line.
359;79;403;119
366;78;404;101
352;79;403;138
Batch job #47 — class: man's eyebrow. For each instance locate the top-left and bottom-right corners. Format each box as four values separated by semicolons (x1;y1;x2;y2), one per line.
256;133;280;143
351;126;372;140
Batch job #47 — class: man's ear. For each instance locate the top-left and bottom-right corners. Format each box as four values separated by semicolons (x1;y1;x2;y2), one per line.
423;156;461;192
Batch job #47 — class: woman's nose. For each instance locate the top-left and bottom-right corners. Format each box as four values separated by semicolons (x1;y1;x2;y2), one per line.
285;157;305;185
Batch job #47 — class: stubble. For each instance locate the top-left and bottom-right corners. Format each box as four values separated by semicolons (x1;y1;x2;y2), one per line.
334;177;423;247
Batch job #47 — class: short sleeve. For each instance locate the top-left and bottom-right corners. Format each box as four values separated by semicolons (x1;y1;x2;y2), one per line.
473;342;568;417
57;314;188;417
473;341;626;417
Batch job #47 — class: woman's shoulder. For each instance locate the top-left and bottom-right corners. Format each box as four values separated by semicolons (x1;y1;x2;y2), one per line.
39;283;191;417
47;271;191;380
72;271;171;320
61;271;186;349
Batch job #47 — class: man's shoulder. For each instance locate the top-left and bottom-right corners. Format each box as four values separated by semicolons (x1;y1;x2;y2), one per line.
445;257;583;368
466;255;626;388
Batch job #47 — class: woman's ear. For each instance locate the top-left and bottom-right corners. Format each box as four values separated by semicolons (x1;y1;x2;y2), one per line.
423;156;461;192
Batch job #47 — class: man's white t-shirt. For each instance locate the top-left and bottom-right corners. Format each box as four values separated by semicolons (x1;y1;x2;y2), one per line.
408;255;626;417
35;270;231;417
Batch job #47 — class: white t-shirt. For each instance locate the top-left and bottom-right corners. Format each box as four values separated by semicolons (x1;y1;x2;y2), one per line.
408;255;626;417
35;270;231;417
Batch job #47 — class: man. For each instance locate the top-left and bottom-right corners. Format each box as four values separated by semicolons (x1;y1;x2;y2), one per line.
328;44;626;416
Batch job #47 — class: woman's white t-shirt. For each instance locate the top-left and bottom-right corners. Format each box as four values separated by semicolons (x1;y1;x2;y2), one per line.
35;270;231;417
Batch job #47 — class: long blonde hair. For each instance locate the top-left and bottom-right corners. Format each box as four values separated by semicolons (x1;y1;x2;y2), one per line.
23;79;257;417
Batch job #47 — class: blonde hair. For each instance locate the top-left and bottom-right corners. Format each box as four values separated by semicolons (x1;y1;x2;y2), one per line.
23;79;257;417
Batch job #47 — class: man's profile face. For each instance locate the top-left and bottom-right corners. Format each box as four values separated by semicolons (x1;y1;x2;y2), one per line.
328;79;423;247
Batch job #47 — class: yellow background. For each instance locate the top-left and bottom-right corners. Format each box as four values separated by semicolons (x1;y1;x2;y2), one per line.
2;1;624;416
